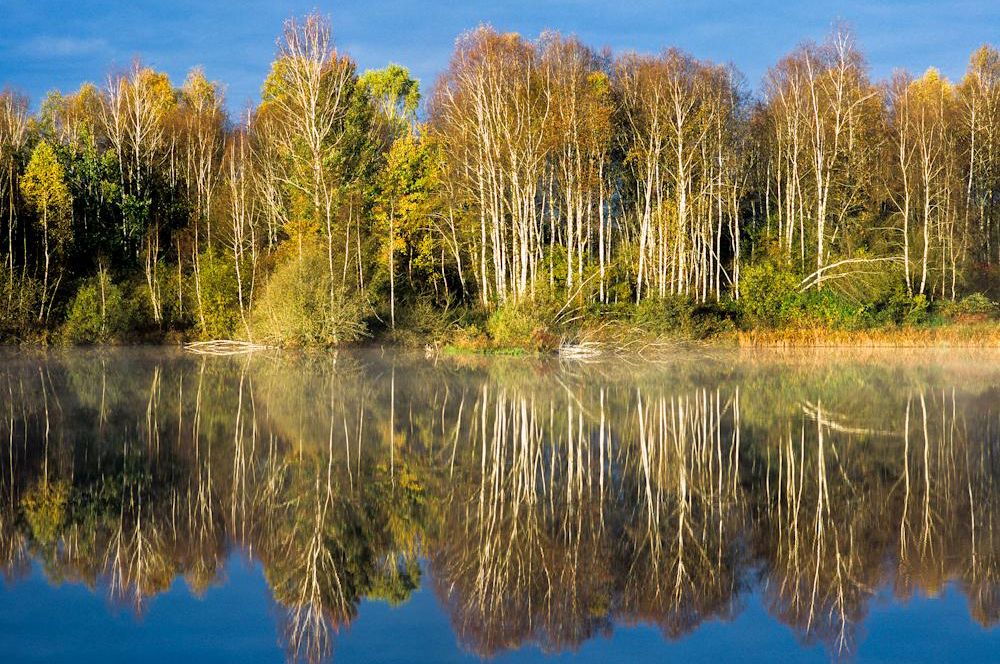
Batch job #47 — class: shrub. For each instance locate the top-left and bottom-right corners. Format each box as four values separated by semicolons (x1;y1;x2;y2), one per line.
738;260;801;328
631;296;695;334
627;296;736;338
689;301;739;337
865;285;911;326
947;293;998;318
190;250;246;340
736;257;921;330
793;289;872;329
157;262;188;331
486;297;560;352
62;275;137;344
446;325;491;353
903;294;929;326
252;244;368;346
0;274;41;342
389;295;457;346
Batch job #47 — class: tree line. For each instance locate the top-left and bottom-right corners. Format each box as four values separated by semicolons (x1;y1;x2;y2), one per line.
0;13;998;344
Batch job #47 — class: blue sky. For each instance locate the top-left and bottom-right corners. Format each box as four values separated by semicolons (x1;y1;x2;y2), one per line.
2;1;998;112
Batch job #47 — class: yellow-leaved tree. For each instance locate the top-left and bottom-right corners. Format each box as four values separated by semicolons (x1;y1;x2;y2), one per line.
20;140;72;321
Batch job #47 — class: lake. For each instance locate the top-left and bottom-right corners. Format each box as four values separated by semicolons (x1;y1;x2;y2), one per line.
0;348;997;663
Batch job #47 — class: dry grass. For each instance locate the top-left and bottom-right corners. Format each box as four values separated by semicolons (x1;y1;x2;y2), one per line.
440;313;1000;356
735;323;1000;348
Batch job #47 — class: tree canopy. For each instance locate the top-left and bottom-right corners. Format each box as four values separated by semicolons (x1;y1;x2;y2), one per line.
0;13;997;346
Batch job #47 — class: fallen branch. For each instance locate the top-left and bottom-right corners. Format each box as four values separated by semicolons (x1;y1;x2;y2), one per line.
799;257;903;292
557;341;604;360
183;340;271;356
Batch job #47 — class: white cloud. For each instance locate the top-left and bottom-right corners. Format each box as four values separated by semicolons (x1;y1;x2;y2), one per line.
21;36;109;58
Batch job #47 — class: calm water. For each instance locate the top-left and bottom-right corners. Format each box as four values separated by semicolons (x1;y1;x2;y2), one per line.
0;348;998;663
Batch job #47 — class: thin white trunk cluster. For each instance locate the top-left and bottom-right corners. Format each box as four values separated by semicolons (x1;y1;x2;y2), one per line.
260;13;356;302
888;70;960;297
432;30;747;307
959;46;1000;274
433;29;551;305
616;51;745;303
0;92;27;278
762;31;879;285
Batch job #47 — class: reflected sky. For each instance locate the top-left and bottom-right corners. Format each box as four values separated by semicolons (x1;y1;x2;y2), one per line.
0;348;997;662
1;558;990;663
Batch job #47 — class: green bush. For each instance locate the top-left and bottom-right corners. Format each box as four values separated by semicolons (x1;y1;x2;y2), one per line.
793;289;873;329
627;296;736;338
156;261;187;331
252;244;368;346
903;294;930;326
738;260;801;328
735;256;927;331
0;274;41;342
62;275;137;344
389;295;458;346
631;296;695;333
190;250;247;340
486;297;559;352
866;285;911;326
945;293;998;318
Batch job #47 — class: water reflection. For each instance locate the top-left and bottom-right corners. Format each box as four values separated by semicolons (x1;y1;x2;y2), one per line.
0;349;997;661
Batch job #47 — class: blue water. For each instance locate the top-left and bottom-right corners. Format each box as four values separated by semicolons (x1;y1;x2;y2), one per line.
0;553;994;663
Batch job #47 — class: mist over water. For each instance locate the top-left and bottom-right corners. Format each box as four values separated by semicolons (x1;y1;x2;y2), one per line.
0;348;997;662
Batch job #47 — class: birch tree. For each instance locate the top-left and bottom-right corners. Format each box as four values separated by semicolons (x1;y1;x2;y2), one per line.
20;141;72;320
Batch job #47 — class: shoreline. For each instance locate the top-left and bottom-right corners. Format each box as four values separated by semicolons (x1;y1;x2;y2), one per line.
4;321;999;354
437;319;1000;354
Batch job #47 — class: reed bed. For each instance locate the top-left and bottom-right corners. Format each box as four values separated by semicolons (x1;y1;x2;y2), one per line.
736;323;1000;348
